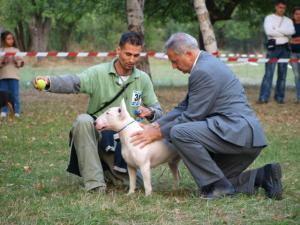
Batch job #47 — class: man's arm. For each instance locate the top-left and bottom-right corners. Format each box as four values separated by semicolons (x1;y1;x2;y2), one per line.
48;75;81;93
33;74;81;93
276;19;295;36
158;70;219;139
264;16;284;37
291;37;300;44
138;73;164;121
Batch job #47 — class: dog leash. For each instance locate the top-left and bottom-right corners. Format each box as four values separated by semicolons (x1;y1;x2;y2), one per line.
117;120;136;133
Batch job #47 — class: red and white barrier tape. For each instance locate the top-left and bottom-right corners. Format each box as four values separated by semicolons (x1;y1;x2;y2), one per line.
0;51;299;63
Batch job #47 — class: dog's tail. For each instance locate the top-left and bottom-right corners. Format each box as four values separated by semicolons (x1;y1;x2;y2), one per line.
8;93;15;111
7;102;15;119
0;90;15;119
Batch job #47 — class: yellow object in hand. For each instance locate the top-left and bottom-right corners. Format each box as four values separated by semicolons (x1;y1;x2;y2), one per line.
36;79;46;90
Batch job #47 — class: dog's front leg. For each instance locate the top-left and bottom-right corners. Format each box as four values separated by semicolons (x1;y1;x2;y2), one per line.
140;163;152;196
127;165;136;195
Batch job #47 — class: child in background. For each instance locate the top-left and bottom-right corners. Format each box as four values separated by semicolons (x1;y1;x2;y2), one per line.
0;31;24;118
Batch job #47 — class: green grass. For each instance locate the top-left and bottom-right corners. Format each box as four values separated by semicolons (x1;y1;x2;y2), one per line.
1;85;300;224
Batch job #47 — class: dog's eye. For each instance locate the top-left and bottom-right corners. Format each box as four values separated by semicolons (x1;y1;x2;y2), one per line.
118;108;121;113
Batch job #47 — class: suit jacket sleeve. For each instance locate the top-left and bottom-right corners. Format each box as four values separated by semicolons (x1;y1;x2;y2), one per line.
157;69;220;139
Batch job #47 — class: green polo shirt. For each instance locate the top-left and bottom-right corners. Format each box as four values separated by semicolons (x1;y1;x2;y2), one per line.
78;58;158;118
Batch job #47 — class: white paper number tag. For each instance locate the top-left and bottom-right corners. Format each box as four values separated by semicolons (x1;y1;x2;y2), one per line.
131;90;142;106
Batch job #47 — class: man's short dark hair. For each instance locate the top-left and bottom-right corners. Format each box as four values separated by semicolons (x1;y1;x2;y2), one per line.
275;0;287;6
119;31;144;48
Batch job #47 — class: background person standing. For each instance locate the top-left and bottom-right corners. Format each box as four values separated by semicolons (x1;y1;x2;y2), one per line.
0;31;24;118
258;1;295;104
290;6;300;103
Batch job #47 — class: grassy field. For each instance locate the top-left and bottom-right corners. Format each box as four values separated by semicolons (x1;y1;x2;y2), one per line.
0;85;300;225
0;59;300;224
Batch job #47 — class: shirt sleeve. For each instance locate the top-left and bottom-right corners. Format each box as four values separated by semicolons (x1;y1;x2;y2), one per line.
48;74;81;93
139;73;164;121
264;16;283;37
78;67;97;95
141;73;159;106
277;18;295;36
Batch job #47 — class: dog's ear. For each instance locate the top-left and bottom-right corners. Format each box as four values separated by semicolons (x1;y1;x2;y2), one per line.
120;99;127;110
119;99;128;120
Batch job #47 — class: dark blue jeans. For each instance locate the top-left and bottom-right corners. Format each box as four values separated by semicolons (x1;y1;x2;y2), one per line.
99;130;127;172
259;45;290;102
0;79;20;113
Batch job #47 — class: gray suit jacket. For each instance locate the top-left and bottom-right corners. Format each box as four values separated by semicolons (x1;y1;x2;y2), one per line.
157;51;267;148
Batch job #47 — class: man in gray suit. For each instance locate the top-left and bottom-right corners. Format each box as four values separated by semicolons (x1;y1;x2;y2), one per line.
131;32;283;199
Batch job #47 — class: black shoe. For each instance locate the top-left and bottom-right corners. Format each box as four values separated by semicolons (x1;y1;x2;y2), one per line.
256;99;268;104
275;100;284;104
262;163;283;200
201;179;235;200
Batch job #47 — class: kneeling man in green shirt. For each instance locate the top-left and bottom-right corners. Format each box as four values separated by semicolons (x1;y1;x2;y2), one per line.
33;32;163;192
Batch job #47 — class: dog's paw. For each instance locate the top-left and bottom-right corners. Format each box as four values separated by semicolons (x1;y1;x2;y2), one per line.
127;190;135;195
145;191;152;196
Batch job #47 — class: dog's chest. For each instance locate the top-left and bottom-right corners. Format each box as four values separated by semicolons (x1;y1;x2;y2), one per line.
120;141;147;168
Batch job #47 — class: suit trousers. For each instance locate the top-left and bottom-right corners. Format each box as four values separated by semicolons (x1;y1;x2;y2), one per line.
169;121;263;194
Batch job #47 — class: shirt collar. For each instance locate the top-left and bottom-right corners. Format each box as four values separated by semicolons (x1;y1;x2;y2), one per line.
108;58;140;79
191;51;201;73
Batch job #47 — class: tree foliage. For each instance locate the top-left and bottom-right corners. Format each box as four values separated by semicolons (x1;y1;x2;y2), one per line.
1;0;299;52
0;0;101;50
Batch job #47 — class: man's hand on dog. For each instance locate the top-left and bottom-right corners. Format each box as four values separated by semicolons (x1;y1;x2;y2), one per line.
131;122;162;148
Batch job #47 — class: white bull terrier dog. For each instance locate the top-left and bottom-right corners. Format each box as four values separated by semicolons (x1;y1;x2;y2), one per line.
95;99;180;196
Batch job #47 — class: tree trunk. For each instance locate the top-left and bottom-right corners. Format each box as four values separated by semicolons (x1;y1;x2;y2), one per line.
194;0;218;54
14;22;29;51
58;25;74;51
126;0;151;77
28;14;51;51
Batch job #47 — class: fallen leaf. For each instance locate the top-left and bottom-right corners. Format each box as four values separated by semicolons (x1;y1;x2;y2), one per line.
35;183;44;191
23;166;32;173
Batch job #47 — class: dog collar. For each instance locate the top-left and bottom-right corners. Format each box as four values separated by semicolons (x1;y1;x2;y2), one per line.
117;120;136;133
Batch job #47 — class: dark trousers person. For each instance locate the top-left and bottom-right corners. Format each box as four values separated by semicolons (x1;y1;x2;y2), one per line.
169;121;281;198
258;44;290;103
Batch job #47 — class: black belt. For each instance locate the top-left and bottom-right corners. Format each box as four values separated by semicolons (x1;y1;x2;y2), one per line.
275;43;289;47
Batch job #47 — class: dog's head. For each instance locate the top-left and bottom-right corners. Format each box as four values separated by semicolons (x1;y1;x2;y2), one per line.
95;99;131;131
